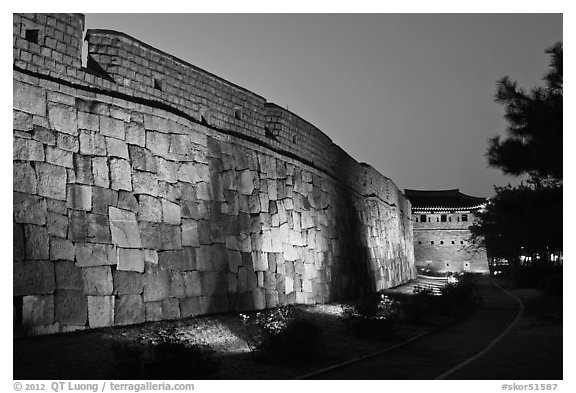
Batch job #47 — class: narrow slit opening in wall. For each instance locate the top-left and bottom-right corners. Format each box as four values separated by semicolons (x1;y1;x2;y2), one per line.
25;29;39;44
234;107;243;120
153;78;163;91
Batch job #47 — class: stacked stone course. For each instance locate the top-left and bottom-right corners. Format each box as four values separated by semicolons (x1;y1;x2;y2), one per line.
13;13;416;335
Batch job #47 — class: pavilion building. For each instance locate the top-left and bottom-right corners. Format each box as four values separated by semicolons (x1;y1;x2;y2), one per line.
404;189;490;274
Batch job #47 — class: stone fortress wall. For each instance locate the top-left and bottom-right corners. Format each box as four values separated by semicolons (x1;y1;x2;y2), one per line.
13;13;416;335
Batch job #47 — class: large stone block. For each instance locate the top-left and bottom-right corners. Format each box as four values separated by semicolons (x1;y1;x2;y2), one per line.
48;104;77;136
55;261;83;290
50;237;75;261
113;270;144;295
92;187;118;215
116;248;144;273
197;244;228;272
226;251;242;275
22;294;54;327
14;110;33;131
179;297;204;318
14;81;46;116
156;158;178;183
169;271;186;298
162;298;180;320
144;249;159;265
14;260;55;296
56;133;79;153
75;242;116;267
78;111;99;132
139;222;181;250
253;288;266;310
54;289;87;326
146;131;170;158
13;137;45;161
128;145;157;173
197;220;211;244
114;294;144;326
108;207;142;248
82;266;113;296
117;191;138;212
228;273;238;293
14;223;25;261
137;195;162;222
25;224;49;260
199;271;228;296
36;163;67;200
177;162;210;184
264;272;277;290
169;134;193;157
86;213;111;243
45;146;73;168
13;192;46;225
73;154;94;185
13;162;37;194
110;158;132;191
79;130;107;156
181;219;199;247
100;116;125;140
158;248;196;271
67;184;92;211
87;295;114;328
132;171;158;196
145;301;163;322
126;121;146;147
183;271;201;297
238;170;255;195
106;137;129;159
251;251;268;272
162;199;181;225
158;181;180;201
92;157;110;188
265;290;279;309
143;265;171;302
196;182;211;201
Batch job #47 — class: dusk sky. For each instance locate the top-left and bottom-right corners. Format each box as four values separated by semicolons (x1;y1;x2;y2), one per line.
86;13;562;198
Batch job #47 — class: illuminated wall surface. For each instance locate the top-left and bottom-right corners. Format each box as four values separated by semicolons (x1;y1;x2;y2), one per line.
13;13;416;335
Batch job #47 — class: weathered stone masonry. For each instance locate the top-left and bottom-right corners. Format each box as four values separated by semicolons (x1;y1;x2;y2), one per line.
13;13;416;335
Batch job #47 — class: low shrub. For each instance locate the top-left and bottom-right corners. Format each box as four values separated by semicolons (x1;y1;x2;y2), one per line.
342;293;400;338
400;287;436;325
240;306;323;364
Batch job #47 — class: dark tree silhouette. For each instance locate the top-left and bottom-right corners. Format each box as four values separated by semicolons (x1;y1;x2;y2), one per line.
472;43;563;282
486;42;562;182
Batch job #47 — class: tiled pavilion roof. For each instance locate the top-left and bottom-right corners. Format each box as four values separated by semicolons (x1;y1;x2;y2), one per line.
404;189;486;211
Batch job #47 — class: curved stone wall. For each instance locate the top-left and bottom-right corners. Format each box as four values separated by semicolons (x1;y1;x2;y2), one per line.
13;13;416;335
